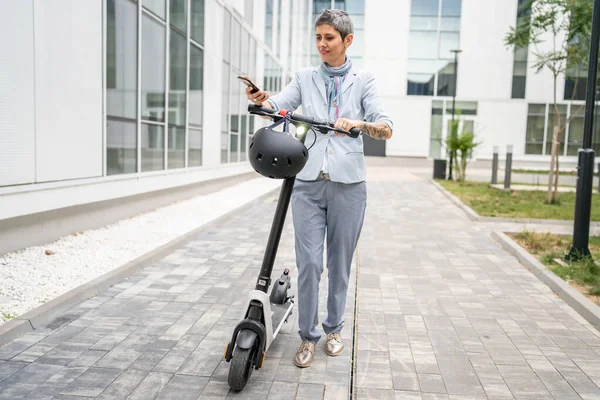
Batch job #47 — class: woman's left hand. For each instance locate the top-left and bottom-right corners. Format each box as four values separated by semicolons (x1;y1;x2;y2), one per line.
333;118;361;137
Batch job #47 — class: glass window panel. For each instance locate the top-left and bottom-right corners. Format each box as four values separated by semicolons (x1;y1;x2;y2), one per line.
342;0;365;14
439;32;460;59
188;128;203;166
410;16;438;31
513;61;527;76
142;15;166;122
512;76;526;99
528;104;546;115
221;132;229;163
350;14;364;30
168;126;185;169
107;0;137;120
514;46;528;62
265;0;273;49
245;0;254;26
411;0;439;16
143;0;165;19
408;31;438;59
170;0;186;32
407;73;435;96
223;11;231;63
191;0;204;45
408;59;450;75
169;29;186;127
240;116;247;161
249;38;256;78
545;105;568;155
189;45;204;127
229;133;239;162
276;0;282;56
440;16;460;31
107;119;137;175
525;114;545;155
437;61;456;96
141;124;165;171
313;0;330;13
568;115;584;155
222;62;230;134
241;29;249;74
441;0;461;16
451;101;477;115
232;21;241;70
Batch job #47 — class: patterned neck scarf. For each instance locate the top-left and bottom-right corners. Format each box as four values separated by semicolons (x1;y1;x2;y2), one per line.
320;57;353;121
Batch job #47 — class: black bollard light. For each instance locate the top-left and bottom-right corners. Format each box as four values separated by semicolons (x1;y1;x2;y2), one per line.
504;145;513;190
492;146;499;185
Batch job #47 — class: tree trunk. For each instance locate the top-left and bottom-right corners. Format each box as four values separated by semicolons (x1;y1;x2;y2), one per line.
552;126;561;203
546;126;559;204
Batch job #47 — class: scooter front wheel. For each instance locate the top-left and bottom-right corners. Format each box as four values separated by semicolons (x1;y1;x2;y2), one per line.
228;344;256;391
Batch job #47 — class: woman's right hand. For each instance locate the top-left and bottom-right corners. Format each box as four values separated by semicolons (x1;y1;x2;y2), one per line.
246;86;270;105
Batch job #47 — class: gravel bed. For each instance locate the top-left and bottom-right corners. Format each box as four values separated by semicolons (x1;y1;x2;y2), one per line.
0;178;280;324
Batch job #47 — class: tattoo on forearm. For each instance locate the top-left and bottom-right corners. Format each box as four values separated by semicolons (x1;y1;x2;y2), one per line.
360;122;392;140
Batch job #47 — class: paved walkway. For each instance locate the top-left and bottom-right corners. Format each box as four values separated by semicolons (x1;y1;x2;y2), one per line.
2;165;600;399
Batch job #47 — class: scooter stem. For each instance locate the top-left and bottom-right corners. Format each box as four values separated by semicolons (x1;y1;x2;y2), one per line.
255;176;296;293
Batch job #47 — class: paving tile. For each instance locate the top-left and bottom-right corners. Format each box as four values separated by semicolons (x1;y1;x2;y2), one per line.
96;369;148;400
60;367;122;397
126;371;173;400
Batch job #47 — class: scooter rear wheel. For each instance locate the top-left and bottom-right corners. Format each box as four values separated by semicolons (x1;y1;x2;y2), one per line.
228;344;256;391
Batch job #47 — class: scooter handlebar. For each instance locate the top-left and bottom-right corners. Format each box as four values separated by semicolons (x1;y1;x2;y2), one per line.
247;104;361;138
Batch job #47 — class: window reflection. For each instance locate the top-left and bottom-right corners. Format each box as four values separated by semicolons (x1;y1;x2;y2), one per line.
407;0;461;96
191;0;204;45
142;14;166;122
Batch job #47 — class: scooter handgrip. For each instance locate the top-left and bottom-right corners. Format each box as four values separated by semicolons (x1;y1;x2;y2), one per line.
348;127;361;138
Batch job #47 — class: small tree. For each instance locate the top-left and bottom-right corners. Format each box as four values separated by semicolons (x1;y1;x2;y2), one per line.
445;118;481;182
505;0;593;204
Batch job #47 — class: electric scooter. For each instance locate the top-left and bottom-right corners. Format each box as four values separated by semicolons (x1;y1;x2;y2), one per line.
224;104;361;391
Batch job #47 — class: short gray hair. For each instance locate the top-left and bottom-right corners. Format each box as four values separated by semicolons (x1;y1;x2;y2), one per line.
315;9;354;40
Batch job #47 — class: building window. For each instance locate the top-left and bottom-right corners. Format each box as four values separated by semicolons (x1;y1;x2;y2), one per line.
511;0;531;99
106;0;138;175
265;0;273;50
168;19;187;169
407;0;462;97
524;103;597;156
105;0;205;175
190;0;204;45
143;0;166;19
564;63;587;101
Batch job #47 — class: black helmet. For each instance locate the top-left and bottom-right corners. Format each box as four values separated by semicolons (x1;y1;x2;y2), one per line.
248;126;308;179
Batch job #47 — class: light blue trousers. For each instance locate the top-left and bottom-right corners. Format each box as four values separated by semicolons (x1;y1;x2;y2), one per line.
291;177;367;343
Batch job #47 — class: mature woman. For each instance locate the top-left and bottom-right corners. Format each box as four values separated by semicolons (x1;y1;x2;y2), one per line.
245;8;393;368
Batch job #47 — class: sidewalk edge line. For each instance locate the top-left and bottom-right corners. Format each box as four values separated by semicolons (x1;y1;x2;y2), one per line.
0;186;280;347
491;230;600;331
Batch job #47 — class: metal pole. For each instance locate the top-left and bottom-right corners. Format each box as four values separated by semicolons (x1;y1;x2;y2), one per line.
568;0;600;261
504;145;513;190
492;146;499;184
448;50;460;180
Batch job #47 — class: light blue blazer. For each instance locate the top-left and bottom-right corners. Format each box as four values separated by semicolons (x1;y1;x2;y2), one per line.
267;64;393;184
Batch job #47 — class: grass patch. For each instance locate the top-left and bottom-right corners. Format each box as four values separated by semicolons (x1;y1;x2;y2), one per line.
512;168;578;176
437;180;600;221
509;231;600;302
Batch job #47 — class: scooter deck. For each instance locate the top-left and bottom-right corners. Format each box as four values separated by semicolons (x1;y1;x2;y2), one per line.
271;301;293;338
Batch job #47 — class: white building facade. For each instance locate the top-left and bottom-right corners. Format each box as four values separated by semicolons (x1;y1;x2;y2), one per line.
0;0;593;232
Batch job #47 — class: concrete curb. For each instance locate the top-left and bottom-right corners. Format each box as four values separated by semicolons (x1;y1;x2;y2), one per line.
491;231;600;331
0;186;280;347
430;178;600;227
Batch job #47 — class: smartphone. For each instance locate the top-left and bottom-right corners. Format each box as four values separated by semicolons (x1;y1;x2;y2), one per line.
238;75;260;94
